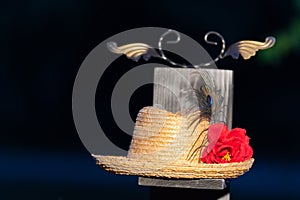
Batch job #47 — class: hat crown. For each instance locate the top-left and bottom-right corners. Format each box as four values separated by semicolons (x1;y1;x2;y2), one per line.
127;106;209;164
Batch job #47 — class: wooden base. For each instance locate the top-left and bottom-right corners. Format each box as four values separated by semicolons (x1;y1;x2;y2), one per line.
139;177;228;190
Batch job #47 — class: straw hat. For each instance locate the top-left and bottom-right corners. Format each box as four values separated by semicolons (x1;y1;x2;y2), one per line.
93;106;254;179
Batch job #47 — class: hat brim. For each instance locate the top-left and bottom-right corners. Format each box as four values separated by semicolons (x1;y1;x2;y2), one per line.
92;155;254;179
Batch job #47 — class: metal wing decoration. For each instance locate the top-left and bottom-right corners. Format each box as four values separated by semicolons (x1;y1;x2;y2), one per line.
223;36;276;60
107;30;276;67
106;42;159;62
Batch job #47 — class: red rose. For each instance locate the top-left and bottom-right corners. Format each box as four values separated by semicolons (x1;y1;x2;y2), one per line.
201;123;253;164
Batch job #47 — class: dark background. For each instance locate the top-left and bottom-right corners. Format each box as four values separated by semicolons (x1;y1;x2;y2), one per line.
2;0;300;199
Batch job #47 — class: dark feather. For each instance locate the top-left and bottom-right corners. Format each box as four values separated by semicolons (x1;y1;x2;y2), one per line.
184;70;225;162
184;70;224;132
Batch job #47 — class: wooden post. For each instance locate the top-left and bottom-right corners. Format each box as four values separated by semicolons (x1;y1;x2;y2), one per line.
138;67;233;200
149;185;230;200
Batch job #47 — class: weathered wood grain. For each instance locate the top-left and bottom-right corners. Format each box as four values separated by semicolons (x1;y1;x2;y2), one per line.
153;67;233;128
139;177;227;190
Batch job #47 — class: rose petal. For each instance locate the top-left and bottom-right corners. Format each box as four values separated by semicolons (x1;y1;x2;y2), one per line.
208;123;228;142
201;124;253;164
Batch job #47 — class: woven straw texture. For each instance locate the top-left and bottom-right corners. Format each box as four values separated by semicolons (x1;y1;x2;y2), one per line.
93;106;254;179
93;155;254;179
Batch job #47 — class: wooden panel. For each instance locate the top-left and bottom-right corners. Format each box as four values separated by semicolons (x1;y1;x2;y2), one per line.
153;67;233;128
